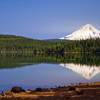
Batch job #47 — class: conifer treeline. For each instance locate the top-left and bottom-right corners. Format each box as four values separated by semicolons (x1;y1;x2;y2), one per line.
0;35;100;54
0;53;100;68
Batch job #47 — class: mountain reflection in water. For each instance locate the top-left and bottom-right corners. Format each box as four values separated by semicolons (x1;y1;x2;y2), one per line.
60;63;100;80
0;54;100;91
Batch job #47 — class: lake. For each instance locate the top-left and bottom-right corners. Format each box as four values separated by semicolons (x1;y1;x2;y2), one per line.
0;54;100;91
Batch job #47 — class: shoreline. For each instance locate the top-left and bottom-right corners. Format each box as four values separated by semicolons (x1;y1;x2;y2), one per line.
0;82;100;100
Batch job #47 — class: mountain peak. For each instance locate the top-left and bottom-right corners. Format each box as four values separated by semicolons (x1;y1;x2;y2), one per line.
60;24;100;40
81;24;94;29
80;24;98;32
82;24;93;28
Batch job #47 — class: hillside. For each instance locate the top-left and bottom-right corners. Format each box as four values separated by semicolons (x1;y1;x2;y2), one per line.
0;35;100;55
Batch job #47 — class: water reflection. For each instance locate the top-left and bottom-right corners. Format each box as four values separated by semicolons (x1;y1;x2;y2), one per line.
60;63;100;80
0;54;100;91
0;53;100;68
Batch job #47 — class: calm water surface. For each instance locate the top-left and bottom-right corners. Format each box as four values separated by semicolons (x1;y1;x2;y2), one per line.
0;62;100;91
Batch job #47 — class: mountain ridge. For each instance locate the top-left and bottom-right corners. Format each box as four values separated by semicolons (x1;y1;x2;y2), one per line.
60;24;100;40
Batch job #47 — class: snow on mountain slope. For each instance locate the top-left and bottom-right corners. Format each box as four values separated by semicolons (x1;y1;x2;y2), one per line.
60;63;100;80
60;24;100;40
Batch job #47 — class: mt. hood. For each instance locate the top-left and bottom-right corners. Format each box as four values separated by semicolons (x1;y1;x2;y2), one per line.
60;24;100;40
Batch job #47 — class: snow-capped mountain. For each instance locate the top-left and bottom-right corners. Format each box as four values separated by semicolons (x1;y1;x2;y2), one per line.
60;24;100;40
60;63;100;80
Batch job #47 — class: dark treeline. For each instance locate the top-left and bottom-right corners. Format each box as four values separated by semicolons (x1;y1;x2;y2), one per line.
0;53;100;68
0;35;100;68
0;35;100;55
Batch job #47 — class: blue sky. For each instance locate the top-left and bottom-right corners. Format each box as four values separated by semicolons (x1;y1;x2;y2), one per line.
0;0;100;39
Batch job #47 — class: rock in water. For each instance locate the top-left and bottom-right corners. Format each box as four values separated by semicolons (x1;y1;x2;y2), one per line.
11;86;25;93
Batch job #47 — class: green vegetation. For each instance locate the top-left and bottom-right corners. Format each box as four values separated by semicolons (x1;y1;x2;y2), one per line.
0;35;100;68
0;53;100;68
0;35;100;55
